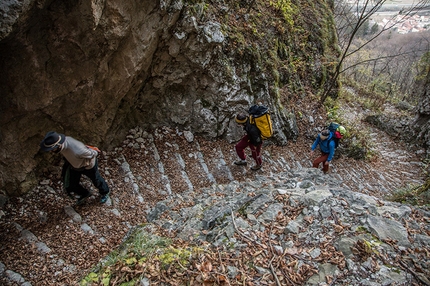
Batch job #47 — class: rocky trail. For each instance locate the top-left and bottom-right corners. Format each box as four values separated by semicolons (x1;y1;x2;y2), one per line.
0;122;428;285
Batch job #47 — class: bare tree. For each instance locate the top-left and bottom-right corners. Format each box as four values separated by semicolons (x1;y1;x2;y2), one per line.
343;30;430;102
320;0;430;104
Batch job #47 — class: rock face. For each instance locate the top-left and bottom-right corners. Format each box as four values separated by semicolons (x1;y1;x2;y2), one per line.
412;62;430;155
0;0;337;196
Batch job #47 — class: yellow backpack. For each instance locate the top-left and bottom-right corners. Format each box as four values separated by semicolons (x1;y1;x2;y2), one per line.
249;105;273;140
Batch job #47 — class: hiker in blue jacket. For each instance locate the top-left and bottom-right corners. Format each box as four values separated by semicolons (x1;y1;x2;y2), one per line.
310;129;336;174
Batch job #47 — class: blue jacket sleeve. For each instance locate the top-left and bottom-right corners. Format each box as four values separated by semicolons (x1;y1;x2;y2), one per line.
327;140;336;161
311;136;320;151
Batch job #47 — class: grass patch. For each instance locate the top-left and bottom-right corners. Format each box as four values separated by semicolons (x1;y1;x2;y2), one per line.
80;227;205;285
387;179;430;206
387;158;430;206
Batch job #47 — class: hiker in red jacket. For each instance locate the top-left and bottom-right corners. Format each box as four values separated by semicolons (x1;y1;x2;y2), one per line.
234;113;263;171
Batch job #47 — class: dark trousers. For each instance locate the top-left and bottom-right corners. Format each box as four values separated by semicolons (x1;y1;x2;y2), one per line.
62;160;109;196
312;152;330;173
235;135;262;165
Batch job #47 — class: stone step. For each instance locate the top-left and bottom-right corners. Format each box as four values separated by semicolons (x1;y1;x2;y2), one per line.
115;154;144;203
15;223;52;254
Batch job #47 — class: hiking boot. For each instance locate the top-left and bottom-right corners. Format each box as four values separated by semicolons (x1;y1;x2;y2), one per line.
250;164;262;171
100;193;110;204
234;160;247;166
76;192;91;205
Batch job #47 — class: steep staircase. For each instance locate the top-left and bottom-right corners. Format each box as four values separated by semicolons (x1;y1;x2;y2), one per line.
0;126;425;285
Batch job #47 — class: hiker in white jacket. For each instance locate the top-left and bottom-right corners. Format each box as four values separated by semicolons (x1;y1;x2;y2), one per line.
40;131;110;204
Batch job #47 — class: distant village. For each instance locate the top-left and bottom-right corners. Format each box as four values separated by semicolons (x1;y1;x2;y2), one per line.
373;14;430;34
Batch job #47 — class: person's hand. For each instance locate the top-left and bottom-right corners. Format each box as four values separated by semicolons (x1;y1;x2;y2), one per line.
87;145;100;152
310;150;314;156
324;161;329;166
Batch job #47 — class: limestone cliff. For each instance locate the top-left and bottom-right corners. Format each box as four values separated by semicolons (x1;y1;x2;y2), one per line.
0;0;339;196
413;54;430;154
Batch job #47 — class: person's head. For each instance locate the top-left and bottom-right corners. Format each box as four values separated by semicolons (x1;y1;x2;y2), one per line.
40;131;65;152
235;113;247;125
320;129;330;140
